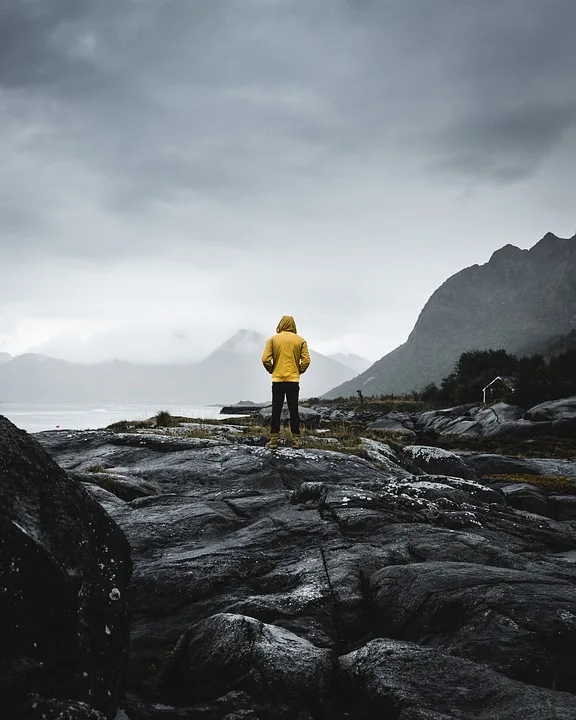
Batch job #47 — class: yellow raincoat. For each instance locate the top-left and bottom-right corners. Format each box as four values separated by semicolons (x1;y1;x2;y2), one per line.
261;316;311;382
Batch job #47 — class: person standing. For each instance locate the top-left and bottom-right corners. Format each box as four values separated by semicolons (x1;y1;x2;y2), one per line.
261;315;310;449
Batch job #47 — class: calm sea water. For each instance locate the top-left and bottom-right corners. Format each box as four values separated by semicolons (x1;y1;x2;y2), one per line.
0;403;233;433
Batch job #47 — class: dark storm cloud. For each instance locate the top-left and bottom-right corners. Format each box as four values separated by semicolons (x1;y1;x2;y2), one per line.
1;0;576;257
435;103;576;181
421;0;576;178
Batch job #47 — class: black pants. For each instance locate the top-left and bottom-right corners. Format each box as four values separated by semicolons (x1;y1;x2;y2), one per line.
270;382;300;434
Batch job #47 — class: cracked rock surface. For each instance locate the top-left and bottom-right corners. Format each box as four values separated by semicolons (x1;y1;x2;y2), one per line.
35;428;576;720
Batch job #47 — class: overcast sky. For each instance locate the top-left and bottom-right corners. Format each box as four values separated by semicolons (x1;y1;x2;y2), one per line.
1;0;575;364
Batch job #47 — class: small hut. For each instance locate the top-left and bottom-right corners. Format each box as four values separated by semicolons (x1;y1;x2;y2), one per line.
482;376;516;404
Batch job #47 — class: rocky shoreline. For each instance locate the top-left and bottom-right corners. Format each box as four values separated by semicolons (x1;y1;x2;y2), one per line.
2;397;576;719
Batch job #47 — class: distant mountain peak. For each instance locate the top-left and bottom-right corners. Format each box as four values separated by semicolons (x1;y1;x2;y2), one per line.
529;231;575;261
488;233;575;266
211;329;266;356
539;230;576;242
488;244;524;264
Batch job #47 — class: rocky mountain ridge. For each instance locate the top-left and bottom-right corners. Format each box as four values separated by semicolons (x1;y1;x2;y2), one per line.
325;232;576;398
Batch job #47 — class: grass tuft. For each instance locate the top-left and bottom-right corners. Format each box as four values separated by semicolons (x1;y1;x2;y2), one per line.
86;464;108;473
155;410;176;428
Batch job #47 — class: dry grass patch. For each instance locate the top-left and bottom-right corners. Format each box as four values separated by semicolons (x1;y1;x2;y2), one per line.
106;419;152;432
485;474;576;495
182;428;216;440
85;464;109;473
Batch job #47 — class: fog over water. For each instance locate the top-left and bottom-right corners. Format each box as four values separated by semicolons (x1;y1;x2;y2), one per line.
0;403;233;433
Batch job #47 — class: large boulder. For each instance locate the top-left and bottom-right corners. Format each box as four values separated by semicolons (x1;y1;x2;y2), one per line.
158;613;332;706
402;445;479;480
522;396;576;438
340;639;576;719
0;417;132;718
525;396;576;423
367;416;416;438
500;484;553;518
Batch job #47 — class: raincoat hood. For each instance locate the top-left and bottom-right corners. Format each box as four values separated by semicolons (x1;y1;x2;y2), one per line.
276;315;297;334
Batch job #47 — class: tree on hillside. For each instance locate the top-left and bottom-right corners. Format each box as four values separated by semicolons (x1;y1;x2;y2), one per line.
548;349;576;398
439;349;518;404
513;354;549;406
420;346;576;407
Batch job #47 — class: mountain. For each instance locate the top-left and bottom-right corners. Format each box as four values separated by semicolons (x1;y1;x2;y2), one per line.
194;330;357;403
329;353;372;374
325;232;576;398
0;331;357;404
0;354;177;404
517;329;576;359
0;352;11;366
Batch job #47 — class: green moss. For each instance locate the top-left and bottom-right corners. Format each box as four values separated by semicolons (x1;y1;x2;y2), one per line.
85;464;108;473
485;474;576;495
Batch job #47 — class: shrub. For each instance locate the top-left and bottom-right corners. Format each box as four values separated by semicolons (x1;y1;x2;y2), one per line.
155;410;175;427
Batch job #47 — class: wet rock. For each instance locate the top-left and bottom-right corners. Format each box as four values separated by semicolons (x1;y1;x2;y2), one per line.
550;496;576;522
24;697;107;719
340;639;576;720
367;416;416;438
525;397;576;425
369;561;576;691
71;470;160;501
35;427;576;719
414;397;576;440
0;417;132;718
414;403;486;437
158;613;332;706
500;484;553;518
82;483;130;514
402;445;479;480
459;452;576;480
359;438;415;477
